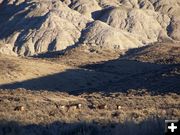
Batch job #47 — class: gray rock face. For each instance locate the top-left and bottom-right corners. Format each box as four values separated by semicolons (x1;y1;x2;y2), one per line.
61;0;101;18
0;0;90;56
167;16;180;41
0;0;180;56
118;0;180;41
0;43;17;56
81;21;142;50
99;7;170;44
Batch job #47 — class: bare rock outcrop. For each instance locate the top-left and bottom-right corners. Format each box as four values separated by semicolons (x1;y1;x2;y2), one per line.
0;0;91;56
61;0;101;18
81;21;142;51
0;43;17;56
0;0;180;56
11;12;81;55
118;0;180;41
99;6;170;44
167;16;180;41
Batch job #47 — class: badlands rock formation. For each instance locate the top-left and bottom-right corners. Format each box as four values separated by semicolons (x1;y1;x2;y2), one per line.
0;0;180;56
0;43;17;56
61;0;102;18
0;0;91;55
81;20;142;50
98;6;170;43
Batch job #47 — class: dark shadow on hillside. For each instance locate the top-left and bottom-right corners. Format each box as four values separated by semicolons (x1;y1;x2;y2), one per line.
0;58;180;94
0;0;52;56
0;118;164;135
32;45;76;58
121;42;179;62
0;0;37;29
121;45;153;59
91;6;115;20
80;60;180;94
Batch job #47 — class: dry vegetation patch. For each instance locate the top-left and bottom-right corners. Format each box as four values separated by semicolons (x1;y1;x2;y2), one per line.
124;42;180;64
0;89;179;125
0;88;179;135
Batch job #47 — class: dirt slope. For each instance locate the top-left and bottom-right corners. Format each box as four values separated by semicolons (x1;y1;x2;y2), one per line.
0;54;69;85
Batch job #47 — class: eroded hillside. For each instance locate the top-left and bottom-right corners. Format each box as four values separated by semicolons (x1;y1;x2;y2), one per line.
0;0;180;56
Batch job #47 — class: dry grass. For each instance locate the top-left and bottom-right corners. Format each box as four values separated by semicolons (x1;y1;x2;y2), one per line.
0;55;19;78
0;55;69;85
50;45;121;67
0;89;177;135
0;89;179;125
124;42;180;64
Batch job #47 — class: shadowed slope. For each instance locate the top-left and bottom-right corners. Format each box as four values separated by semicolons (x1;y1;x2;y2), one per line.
0;58;179;94
0;119;164;135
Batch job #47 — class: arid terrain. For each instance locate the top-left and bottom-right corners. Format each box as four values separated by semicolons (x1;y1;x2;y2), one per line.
0;88;179;135
0;0;180;135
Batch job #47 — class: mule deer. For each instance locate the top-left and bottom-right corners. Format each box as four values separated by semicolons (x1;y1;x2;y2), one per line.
98;104;108;109
117;105;122;110
14;106;25;111
67;103;82;110
59;105;66;110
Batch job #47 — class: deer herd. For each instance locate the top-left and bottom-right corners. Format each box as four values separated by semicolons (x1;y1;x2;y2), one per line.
57;103;122;111
14;103;122;112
